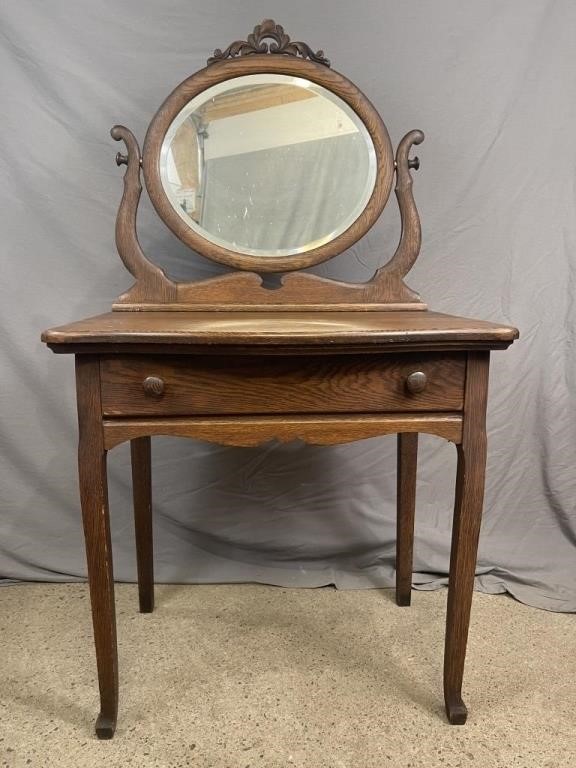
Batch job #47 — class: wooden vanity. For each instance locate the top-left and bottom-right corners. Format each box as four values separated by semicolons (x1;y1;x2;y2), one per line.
42;19;518;738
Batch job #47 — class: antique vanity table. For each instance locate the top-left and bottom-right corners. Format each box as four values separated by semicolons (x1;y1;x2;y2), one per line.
41;20;518;738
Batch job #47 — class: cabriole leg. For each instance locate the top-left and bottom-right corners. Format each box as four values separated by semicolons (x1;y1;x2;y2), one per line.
76;356;118;739
444;352;489;725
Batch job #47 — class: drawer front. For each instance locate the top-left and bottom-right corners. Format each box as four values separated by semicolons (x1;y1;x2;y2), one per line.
100;353;466;416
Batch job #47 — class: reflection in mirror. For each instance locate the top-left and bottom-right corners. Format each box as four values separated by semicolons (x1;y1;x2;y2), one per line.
160;75;377;258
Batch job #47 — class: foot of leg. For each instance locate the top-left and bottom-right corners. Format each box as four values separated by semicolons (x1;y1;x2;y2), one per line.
95;712;117;739
445;693;468;725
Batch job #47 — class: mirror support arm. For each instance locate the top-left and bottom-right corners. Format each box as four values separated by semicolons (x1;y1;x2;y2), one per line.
110;125;177;306
371;130;425;298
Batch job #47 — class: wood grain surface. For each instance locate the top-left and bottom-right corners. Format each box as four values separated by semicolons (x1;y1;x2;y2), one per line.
40;12;521;736
99;353;465;416
42;310;519;350
111;57;428;311
102;413;463;451
112;120;426;312
444;351;490;725
75;356;118;739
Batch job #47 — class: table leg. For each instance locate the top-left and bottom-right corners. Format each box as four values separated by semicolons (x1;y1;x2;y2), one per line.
131;436;154;613
76;356;118;739
396;433;418;606
444;352;489;725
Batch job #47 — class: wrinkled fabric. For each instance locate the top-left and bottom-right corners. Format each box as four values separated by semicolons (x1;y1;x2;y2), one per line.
1;0;575;611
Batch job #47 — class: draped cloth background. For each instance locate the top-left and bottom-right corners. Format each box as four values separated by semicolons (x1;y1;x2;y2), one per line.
1;0;575;611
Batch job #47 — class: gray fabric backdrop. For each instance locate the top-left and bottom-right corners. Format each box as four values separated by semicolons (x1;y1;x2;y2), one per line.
1;1;575;611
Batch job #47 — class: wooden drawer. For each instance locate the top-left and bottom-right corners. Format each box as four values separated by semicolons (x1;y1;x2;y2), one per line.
99;353;466;417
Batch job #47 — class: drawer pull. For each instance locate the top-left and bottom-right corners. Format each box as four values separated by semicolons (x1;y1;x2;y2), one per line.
142;376;165;397
406;371;427;394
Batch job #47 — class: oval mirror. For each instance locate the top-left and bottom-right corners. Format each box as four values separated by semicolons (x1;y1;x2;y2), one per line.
143;56;395;272
159;74;377;258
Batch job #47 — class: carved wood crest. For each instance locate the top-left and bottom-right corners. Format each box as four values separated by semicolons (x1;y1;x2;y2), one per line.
207;19;330;67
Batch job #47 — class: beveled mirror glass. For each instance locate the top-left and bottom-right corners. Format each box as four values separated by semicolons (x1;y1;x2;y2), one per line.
137;23;401;278
159;74;377;258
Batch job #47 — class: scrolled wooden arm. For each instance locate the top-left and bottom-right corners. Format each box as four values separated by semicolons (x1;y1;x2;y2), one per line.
376;129;424;280
111;125;177;304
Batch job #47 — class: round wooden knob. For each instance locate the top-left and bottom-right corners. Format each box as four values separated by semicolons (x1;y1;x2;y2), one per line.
142;376;165;397
406;371;427;394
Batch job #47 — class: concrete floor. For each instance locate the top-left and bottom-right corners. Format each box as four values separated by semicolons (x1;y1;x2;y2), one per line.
0;584;574;768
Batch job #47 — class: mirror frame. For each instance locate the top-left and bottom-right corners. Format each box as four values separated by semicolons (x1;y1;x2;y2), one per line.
142;55;395;273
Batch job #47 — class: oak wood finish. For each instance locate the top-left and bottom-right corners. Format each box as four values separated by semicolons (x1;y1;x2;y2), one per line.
131;437;154;613
396;433;418;606
75;356;118;739
444;351;490;724
376;129;423;283
110;126;177;306
99;353;465;417
41;18;520;738
109;19;428;312
42;311;519;350
102;413;464;451
207;19;331;67
111;123;424;311
44;316;517;737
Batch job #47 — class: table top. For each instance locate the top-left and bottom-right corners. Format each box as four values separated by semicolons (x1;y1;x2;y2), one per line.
42;310;518;354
